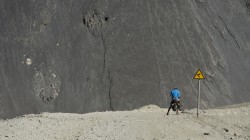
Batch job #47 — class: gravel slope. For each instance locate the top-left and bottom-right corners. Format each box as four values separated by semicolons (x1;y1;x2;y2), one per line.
0;103;249;140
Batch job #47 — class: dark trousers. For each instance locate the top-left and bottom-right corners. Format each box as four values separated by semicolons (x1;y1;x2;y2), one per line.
167;99;181;115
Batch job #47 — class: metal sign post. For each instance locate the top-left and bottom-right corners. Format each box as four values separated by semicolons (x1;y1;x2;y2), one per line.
197;80;200;118
193;69;205;118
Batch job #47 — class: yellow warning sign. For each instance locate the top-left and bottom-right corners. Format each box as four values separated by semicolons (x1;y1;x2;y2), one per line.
194;69;205;79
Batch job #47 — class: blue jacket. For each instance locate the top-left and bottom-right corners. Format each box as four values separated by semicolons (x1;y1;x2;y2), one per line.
170;88;181;100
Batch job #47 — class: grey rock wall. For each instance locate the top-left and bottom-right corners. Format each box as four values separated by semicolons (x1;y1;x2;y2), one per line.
0;0;250;118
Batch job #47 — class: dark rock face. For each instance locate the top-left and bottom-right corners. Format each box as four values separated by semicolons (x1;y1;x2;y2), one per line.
0;0;250;118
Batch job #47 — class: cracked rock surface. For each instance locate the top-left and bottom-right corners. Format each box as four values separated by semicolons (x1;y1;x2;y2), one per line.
0;0;250;118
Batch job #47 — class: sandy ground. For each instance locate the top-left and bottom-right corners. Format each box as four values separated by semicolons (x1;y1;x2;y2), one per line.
0;103;249;140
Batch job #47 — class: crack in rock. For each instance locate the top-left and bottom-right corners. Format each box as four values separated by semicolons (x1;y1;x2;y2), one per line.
100;28;106;84
82;10;110;83
218;16;241;49
107;69;114;111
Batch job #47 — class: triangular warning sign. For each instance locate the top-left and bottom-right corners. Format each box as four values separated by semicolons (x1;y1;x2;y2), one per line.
194;69;205;79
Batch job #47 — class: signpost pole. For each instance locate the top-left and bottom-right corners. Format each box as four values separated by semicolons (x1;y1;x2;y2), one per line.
197;79;201;118
194;69;205;118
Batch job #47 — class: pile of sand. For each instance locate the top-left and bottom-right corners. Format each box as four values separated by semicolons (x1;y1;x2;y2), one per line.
138;104;162;112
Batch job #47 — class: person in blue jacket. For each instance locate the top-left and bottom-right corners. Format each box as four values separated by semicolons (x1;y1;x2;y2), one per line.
167;87;182;115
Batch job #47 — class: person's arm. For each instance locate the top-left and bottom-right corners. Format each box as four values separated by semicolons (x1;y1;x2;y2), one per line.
170;91;173;99
178;91;181;99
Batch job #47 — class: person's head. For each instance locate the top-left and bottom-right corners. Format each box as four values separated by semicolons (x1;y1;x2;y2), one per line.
174;87;178;90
